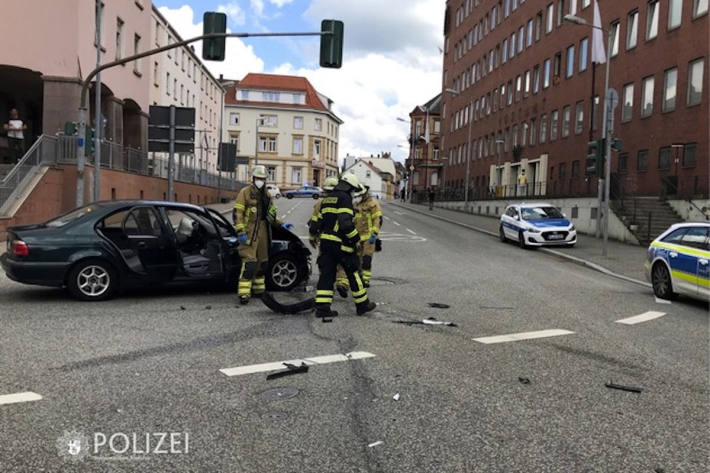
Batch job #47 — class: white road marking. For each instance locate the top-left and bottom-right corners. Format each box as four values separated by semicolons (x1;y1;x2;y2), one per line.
654;297;672;305
615;311;667;325
393;211;407;215
0;391;43;406
392;221;401;226
368;441;384;448
406;228;416;235
473;329;575;344
220;351;376;377
384;216;391;221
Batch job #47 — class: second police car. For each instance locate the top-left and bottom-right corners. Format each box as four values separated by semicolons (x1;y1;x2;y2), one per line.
645;222;710;301
499;203;577;249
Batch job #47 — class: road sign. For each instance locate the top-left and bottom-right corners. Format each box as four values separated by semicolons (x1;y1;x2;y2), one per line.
218;142;237;172
607;88;619;110
148;105;195;153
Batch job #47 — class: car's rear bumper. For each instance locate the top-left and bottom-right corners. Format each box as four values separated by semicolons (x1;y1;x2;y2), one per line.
0;253;68;287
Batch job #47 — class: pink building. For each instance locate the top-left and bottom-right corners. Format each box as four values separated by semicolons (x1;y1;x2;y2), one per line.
0;0;152;155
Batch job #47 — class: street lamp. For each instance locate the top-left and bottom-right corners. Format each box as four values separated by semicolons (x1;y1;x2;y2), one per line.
564;13;614;257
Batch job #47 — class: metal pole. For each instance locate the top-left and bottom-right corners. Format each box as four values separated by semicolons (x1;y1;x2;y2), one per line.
76;109;87;207
168;105;175;202
601;27;613;256
464;99;473;211
254;117;259;167
217;87;225;203
92;0;102;203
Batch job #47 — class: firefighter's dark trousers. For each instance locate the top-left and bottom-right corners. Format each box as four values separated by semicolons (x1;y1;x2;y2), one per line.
315;240;370;312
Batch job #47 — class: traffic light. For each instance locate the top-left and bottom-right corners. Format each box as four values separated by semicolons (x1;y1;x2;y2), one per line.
586;139;604;176
320;20;344;68
202;12;227;61
611;138;623;152
64;121;77;135
85;126;95;157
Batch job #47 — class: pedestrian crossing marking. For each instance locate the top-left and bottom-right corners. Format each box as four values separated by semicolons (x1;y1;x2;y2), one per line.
473;329;575;344
615;311;666;325
0;392;42;406
220;351;376;377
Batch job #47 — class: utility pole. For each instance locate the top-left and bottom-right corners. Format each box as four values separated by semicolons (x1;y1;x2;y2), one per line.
601;27;613;257
93;0;102;202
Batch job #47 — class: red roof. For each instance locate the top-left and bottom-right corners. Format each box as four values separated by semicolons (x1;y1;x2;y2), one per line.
225;73;329;112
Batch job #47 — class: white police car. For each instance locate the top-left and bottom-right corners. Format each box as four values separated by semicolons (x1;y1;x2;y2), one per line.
645;222;710;301
499;203;577;248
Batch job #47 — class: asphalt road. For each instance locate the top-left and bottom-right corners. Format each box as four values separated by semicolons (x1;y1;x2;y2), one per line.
0;197;708;472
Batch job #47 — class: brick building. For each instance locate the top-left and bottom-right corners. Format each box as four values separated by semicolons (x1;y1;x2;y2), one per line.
441;0;708;200
406;94;443;195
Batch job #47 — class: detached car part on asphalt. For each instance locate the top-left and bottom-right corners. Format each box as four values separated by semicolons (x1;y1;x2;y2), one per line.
1;201;311;301
499;203;577;248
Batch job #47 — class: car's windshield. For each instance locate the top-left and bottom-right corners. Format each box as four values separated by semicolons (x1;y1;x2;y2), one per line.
521;206;564;220
44;205;100;228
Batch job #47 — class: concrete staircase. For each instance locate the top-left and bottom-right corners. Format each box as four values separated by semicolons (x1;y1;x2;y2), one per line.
613;197;684;245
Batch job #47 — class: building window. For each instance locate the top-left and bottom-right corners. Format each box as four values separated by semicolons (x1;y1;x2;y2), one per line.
550;110;559;140
546;3;554;33
658;147;671;170
579;37;588;71
115;18;124;61
533;65;540;93
526;20;533;47
517;26;524;53
627;10;639;49
510;33;516;58
530;119;537;146
292;167;302;184
229;113;240;125
524;70;531;96
267;166;276;181
521;122;528;146
557;0;565;26
566;45;575;78
153;61;159;84
574;102;584;134
166;72;170;94
293;116;304;129
694;0;709;17
173;78;177;101
263;91;280;102
229;134;239;150
637;150;649;171
562;106;571;137
536;12;543;41
559;162;567;180
641;76;655;117
180;84;184;105
133;34;141;73
687;58;704;106
258;136;277;153
515;75;522;101
315;118;322;131
240;90;249;100
554;52;562;77
262;115;278;127
683;143;697;167
434;120;441;133
292;136;303;155
663;67;678;112
502;39;508;63
543;58;551;88
618;153;628;172
621;83;634;122
512;124;519;147
668;0;683;29
647;0;659;39
540;114;547;143
610;21;620;57
314;139;321;157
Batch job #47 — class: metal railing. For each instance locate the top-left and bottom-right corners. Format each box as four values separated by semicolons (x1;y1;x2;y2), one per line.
413;179;597;204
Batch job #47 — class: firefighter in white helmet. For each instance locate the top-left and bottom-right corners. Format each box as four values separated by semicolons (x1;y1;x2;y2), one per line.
233;165;293;305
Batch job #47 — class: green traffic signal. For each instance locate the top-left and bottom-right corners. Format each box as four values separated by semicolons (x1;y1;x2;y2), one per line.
203;12;227;61
320;20;344;68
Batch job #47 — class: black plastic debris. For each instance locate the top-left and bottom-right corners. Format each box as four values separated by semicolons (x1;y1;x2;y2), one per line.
428;302;450;309
180;306;186;310
266;362;309;380
605;381;643;393
205;305;212;310
518;377;531;384
261;292;315;314
394;317;457;327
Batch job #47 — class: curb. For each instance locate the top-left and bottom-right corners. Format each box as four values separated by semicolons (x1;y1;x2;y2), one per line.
389;202;651;289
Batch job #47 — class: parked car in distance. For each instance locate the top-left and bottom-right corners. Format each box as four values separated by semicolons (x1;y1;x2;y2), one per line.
283;186;323;199
645;222;710;301
266;184;281;199
1;201;311;300
499;203;577;248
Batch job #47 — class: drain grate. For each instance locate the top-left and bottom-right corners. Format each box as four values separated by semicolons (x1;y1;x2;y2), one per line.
258;386;300;402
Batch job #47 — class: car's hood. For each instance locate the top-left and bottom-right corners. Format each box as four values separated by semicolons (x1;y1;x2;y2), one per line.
525;218;571;228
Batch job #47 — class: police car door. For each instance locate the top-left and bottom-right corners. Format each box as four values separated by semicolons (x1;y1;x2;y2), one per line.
680;226;710;297
503;207;518;239
658;228;696;295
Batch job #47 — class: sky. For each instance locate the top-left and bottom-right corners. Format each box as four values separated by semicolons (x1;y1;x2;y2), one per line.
154;0;445;163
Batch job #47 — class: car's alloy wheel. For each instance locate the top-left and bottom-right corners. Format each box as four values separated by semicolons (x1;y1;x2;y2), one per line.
652;263;674;300
268;255;300;290
67;259;118;301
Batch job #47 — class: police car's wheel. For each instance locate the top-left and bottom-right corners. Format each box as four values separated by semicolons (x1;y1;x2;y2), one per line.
652;262;675;300
499;226;506;243
518;231;527;249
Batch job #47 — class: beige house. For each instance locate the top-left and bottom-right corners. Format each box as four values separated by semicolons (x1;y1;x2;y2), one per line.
223;73;342;188
150;6;223;173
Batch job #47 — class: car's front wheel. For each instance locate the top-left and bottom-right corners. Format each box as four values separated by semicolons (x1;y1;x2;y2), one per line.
652;262;675;300
312;194;319;199
267;253;301;291
286;194;293;199
499;226;507;243
518;231;527;249
66;259;118;301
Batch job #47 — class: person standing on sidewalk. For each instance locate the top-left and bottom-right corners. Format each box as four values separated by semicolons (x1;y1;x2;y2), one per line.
427;187;435;211
4;108;27;163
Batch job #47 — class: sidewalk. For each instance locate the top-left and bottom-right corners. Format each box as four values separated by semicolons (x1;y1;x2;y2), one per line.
390;201;650;286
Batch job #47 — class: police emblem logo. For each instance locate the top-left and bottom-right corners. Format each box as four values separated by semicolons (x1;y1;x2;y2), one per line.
56;430;90;462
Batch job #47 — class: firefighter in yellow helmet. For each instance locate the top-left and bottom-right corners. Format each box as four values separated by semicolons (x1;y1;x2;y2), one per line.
354;185;382;287
233;165;292;305
309;172;376;319
308;176;340;249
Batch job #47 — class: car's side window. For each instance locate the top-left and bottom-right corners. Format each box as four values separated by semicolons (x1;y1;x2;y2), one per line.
124;207;163;237
164;208;218;238
662;228;688;244
680;227;709;250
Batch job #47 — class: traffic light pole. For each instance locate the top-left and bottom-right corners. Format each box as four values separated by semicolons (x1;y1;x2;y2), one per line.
93;0;103;203
601;27;613;257
74;30;333;206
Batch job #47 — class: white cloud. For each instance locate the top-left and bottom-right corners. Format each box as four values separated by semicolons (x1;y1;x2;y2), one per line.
269;0;295;7
217;2;246;26
158;5;264;80
250;0;265;16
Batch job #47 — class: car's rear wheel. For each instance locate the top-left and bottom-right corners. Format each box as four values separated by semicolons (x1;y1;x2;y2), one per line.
267;254;301;291
652;262;675;300
312;194;319;199
518;231;527;249
499;226;507;243
287;195;293;199
67;259;118;301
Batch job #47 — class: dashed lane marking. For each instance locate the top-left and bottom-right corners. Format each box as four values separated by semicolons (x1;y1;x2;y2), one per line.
654;297;672;305
392;221;401;226
0;392;43;406
406;228;416;235
384;216;391;221
219;351;376;377
473;329;575;344
615;311;667;325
